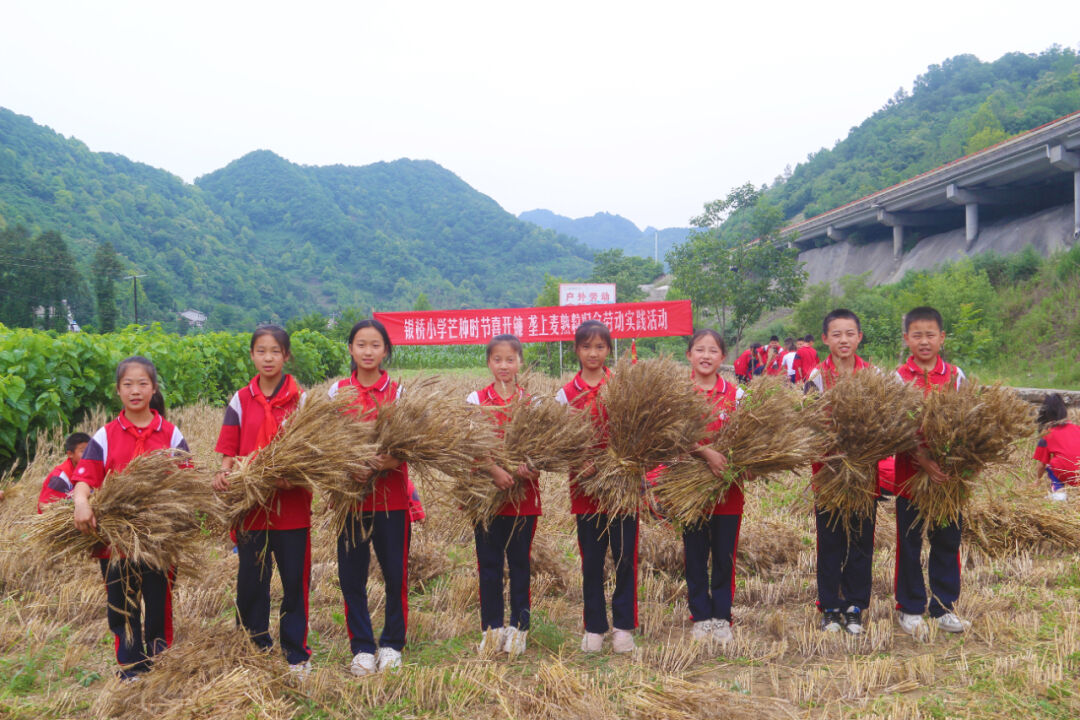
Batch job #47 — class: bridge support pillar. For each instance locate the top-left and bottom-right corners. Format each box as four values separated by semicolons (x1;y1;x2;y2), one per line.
964;203;979;248
892;225;904;260
1074;170;1080;239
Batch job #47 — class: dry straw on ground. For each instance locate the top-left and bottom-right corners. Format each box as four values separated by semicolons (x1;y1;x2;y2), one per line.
28;449;217;572
907;381;1036;526
223;386;377;533
578;355;710;516
813;369;923;529
652;376;824;527
451;395;596;528
965;485;1080;556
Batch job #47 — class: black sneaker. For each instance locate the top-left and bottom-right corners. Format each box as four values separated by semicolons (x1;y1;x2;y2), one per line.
843;605;863;635
821;610;844;632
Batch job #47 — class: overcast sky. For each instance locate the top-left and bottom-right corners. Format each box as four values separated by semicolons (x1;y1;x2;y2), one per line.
1;1;1077;229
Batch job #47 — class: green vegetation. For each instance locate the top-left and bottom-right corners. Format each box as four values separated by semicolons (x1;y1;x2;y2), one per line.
0;109;593;330
588;248;663;302
759;244;1080;388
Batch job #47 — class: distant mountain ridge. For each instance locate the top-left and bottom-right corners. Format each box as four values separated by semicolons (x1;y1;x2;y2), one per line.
0;108;593;329
519;209;689;264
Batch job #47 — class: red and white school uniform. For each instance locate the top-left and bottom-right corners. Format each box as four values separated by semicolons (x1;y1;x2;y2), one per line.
215;374;311;665
764;348;787;376
37;457;76;513
466;383;539;631
1034;423;1080;490
733;350;753;384
74;410;188;678
556;369;638;634
892;355;966;618
328;370;411;655
681;375;745;623
794;345;821;384
807;355;879;615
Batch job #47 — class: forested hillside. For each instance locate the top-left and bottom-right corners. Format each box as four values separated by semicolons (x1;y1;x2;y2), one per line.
520;208;689;263
0;109;592;330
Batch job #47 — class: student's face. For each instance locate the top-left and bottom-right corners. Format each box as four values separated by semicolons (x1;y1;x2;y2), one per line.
67;442;88;464
904;319;945;364
349;327;388;372
576;335;610;372
117;365;156;413
769;341;780;350
795;340;806;348
686;336;725;377
250;335;287;380
822;318;862;360
488;343;521;385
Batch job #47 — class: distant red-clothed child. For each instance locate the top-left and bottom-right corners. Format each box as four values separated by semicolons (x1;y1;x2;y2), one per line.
37;432;91;513
1034;393;1080;501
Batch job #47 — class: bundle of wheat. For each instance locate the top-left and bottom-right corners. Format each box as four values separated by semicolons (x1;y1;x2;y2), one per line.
578;355;710;516
907;381;1036;526
220;387;376;532
651;376;823;527
813;370;923;529
965;485;1080;556
29;449;218;572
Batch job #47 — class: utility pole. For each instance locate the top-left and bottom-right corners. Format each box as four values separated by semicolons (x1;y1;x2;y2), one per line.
124;274;147;325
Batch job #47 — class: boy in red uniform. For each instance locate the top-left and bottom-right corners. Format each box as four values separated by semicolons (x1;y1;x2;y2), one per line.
764;336;786;376
805;309;878;635
794;334;820;383
37;432;90;513
892;306;969;638
1034;393;1080;501
213;326;312;676
72;356;190;679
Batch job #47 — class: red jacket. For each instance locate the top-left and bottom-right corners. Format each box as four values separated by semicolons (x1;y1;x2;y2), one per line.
74;410;190;558
698;375;745;514
38;458;76;513
467;383;541;516
733;350;752;379
1034;423;1080;487
893;355;966;498
764;348;787;376
794;346;820;382
328;371;410;512
556;369;611;515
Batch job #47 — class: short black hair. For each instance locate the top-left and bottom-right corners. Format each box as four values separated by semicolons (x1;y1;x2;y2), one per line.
573;320;612;350
803;334;814;343
1038;393;1069;428
251;324;291;355
822;309;861;336
487;334;524;361
65;432;91;452
903;306;944;333
769;335;779;343
687;328;726;356
749;342;762;351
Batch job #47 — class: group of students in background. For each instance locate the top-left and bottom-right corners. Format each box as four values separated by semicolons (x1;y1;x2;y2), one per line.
18;307;1079;681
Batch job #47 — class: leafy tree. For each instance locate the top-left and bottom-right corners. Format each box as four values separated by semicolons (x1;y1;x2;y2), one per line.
92;241;124;332
534;273;563;307
589;249;663;302
412;293;432;311
285;311;330;335
668;185;806;346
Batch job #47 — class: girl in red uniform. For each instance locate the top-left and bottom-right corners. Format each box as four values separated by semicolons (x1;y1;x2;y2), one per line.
37;432;90;513
71;356;189;679
681;329;745;644
329;319;410;677
1034;393;1080;501
466;334;541;656
555;320;638;654
212;325;312;676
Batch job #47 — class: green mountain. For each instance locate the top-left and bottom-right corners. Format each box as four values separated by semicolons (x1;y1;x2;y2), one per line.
519;208;688;264
0;108;592;330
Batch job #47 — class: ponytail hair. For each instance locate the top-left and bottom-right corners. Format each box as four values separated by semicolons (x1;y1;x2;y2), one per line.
116;355;167;418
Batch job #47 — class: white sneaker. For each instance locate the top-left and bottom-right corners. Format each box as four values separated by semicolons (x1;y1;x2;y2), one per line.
1049;490;1067;502
580;631;604;653
843;606;863;636
479;627;506;653
376;647;402;671
611;628;636;654
936;612;971;633
691;620;714;641
711;619;733;644
288;661;311;680
897;611;928;639
350;652;376;677
503;627;528;656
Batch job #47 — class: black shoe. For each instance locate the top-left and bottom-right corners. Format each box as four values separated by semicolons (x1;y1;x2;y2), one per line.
843;605;863;635
821;610;844;632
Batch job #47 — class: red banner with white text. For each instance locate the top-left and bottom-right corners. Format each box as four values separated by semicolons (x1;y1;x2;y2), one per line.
374;300;693;345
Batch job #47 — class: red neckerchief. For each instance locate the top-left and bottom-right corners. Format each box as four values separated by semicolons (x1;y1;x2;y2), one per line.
819;353;871;390
249;374;301;451
900;355;956;395
480;383;526;426
575;367;611;423
344;370;392;419
118;409;161;457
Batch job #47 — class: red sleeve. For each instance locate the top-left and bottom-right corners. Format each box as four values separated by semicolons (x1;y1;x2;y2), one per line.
407;478;425;522
1033;436;1051;465
73;431;107;489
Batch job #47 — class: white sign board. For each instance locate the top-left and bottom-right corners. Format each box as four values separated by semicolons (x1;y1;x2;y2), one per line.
559;283;617;306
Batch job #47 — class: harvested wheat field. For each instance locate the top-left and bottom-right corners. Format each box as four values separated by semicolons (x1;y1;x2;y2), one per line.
1;375;1078;719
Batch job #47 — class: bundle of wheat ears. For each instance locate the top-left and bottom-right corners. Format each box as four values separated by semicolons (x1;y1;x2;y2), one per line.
576;355;710;517
30;449;218;572
906;380;1035;527
652;375;825;527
